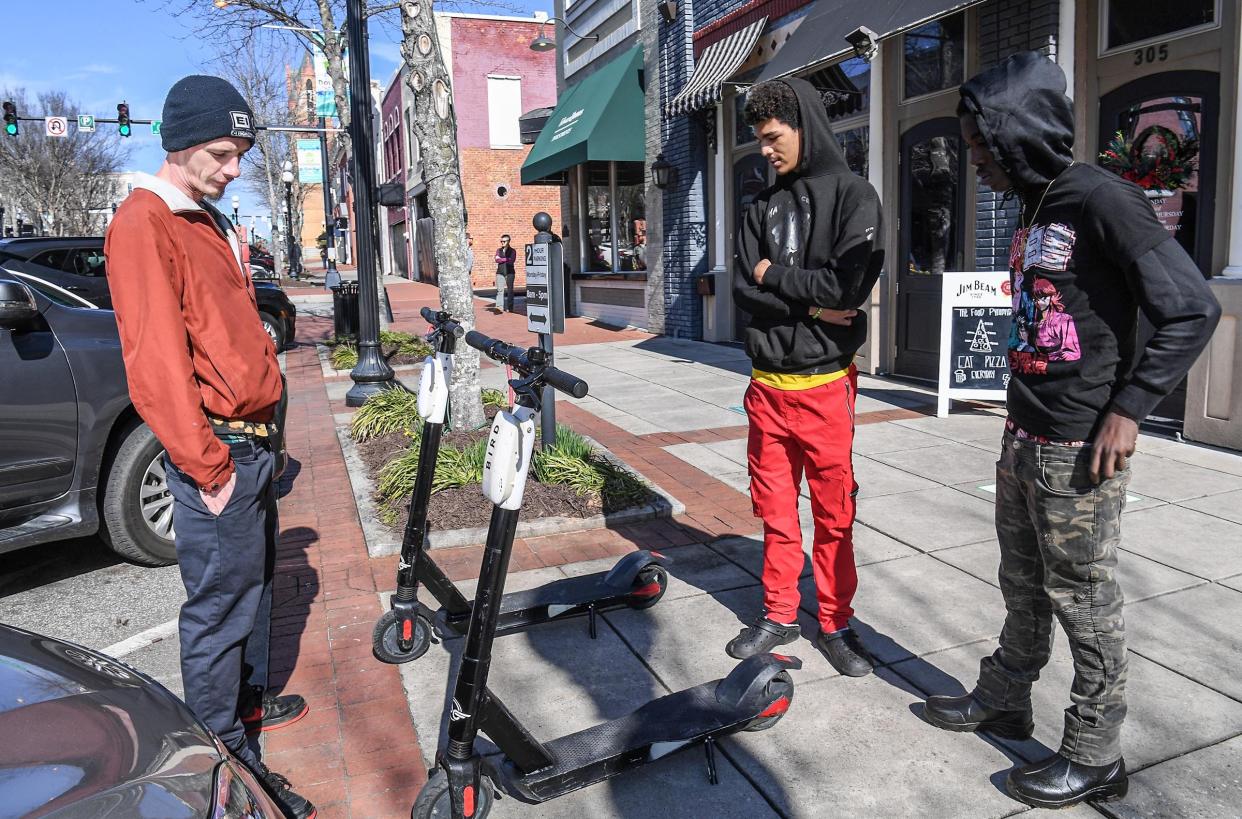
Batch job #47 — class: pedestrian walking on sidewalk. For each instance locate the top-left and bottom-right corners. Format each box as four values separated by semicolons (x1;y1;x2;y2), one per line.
923;51;1220;810
493;233;518;312
729;78;883;678
104;75;317;819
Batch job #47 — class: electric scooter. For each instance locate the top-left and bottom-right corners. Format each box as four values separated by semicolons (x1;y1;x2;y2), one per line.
371;308;669;664
411;330;801;819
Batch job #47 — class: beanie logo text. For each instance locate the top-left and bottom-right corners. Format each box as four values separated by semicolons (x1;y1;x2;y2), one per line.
230;111;253;134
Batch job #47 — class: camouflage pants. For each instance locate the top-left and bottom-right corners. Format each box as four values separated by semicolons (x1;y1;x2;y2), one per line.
974;430;1130;765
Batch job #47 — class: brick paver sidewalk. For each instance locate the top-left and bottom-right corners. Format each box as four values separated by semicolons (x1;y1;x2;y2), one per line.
264;296;944;817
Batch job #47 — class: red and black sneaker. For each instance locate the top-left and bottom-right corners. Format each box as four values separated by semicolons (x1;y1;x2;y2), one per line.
239;685;309;735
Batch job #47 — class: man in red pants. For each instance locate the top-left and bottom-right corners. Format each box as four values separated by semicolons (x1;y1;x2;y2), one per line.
727;77;882;677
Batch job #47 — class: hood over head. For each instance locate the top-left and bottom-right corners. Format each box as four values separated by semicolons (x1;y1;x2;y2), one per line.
958;51;1074;192
779;76;852;182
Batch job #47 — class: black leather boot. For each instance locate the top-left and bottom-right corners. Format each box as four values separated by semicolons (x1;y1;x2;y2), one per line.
922;692;1034;739
1006;753;1127;808
726;616;800;659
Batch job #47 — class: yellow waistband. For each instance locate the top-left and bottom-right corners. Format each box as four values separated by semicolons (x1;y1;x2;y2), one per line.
751;366;849;391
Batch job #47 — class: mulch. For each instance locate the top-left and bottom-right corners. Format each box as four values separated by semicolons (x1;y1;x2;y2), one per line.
352;408;648;535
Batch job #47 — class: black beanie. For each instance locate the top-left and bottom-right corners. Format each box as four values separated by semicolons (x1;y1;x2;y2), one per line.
161;75;257;153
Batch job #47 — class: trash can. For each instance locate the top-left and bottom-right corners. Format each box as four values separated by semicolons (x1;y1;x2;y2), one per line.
331;281;360;339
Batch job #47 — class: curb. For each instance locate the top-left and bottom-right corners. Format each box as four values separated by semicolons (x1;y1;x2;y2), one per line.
334;421;685;558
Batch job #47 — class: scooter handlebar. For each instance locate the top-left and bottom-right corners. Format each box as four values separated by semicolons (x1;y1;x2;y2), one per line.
464;330;589;398
420;306;465;338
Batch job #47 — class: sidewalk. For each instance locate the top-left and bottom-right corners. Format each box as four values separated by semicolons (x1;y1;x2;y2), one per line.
267;283;1242;817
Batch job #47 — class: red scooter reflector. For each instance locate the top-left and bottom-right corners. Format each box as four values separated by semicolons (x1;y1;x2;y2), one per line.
463;784;475;816
630;581;662;598
758;695;790;719
402;619;413;641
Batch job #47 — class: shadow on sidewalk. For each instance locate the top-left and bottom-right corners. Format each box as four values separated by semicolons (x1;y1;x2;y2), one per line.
266;524;320;704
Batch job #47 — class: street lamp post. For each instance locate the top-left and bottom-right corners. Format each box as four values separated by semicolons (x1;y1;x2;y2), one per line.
231;195;240;226
344;0;394;406
319;115;341;289
281;161;299;280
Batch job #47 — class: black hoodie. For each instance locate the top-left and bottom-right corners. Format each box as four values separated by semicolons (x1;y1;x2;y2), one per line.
960;51;1220;440
733;77;883;374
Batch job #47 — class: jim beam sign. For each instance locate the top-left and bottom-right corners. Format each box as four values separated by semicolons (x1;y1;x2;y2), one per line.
937;271;1013;417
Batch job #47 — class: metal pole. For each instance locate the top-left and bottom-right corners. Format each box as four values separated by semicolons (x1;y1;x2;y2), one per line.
319;115;341;289
533;214;557;448
344;0;394;406
283;184;297;281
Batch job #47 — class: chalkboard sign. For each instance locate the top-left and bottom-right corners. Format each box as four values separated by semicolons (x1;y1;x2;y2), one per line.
937;272;1012;417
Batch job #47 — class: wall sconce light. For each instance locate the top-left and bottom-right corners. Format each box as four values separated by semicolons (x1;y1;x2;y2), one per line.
651;153;676;189
530;17;600;52
657;0;678;24
845;25;879;61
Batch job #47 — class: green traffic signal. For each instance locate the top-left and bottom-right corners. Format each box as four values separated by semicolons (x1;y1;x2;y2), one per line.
3;101;17;136
117;102;131;138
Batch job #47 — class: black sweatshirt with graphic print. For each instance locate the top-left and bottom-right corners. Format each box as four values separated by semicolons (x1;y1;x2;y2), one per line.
960;51;1220;441
733;76;884;374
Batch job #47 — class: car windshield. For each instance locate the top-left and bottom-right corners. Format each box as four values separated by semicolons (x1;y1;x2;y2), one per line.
4;268;99;309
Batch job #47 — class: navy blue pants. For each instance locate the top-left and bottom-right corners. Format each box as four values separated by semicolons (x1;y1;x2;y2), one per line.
165;438;277;764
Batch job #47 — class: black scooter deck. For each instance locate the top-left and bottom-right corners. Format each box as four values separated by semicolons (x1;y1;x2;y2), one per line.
493;680;752;802
440;572;639;634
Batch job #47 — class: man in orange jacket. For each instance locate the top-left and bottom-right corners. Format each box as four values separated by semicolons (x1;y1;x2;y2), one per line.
105;75;315;819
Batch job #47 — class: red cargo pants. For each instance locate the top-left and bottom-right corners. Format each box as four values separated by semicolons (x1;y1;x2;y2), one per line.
745;367;858;632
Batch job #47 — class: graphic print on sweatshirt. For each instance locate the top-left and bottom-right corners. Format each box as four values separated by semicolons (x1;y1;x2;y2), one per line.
1008;224;1082;375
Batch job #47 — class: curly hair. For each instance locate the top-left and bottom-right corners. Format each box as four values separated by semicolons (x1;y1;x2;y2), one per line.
743;81;801;130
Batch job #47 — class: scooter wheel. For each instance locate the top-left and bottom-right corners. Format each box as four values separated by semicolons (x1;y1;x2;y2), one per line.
411;769;495;819
626;565;669;610
373;609;433;664
744;670;794;732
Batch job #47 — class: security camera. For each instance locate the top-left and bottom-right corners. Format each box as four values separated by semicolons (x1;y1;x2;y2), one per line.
845;25;878;61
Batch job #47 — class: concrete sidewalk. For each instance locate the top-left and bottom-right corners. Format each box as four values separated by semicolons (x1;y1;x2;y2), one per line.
389;330;1242;817
215;279;1240;817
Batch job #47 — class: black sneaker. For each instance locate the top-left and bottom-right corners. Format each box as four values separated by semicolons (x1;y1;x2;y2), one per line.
240;685;309;735
726;616;801;659
249;760;317;819
816;627;874;677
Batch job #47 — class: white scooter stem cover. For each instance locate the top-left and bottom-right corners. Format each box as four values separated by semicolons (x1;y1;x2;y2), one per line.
482;405;535;510
416;353;452;423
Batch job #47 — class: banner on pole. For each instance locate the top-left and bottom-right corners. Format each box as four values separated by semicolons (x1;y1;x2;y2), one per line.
312;44;339;117
296;139;323;184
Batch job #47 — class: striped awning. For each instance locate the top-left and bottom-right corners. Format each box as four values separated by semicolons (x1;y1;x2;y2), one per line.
665;17;767;118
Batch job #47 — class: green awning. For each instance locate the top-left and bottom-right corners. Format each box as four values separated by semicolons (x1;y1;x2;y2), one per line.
521;46;645;186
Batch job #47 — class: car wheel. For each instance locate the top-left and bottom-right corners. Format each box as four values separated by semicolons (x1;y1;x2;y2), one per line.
99;420;178;566
259;311;285;352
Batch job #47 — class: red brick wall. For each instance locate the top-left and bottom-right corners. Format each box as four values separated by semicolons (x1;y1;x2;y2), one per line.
450;16;558;149
461;146;561;289
450;16;562;288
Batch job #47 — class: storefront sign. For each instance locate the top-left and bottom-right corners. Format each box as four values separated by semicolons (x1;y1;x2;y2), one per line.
524;241;564;334
937;271;1012;417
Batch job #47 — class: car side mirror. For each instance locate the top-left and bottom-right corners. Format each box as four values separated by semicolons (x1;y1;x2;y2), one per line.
0;280;39;328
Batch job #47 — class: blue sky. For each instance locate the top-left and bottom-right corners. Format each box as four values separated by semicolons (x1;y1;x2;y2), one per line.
2;0;547;238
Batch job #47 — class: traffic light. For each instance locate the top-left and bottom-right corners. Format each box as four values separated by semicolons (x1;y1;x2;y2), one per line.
117;103;131;137
3;101;17;136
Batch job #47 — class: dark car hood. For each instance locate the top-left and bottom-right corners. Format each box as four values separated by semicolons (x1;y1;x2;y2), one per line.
0;624;222;818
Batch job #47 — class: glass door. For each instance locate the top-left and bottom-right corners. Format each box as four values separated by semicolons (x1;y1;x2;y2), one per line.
894;117;967;380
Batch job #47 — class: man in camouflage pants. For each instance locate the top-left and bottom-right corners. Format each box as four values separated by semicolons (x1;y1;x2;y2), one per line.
923;53;1220;810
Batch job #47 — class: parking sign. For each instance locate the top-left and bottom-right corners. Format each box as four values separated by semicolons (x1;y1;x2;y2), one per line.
77;115;95;133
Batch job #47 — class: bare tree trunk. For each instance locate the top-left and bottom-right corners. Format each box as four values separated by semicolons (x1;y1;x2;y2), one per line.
399;1;484;429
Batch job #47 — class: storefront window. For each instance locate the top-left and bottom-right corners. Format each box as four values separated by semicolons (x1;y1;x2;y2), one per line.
1105;0;1215;50
616;182;647;271
585;183;612;271
1099;94;1203;259
834;125;869;178
903;14;965;100
809;57;871;122
734;91;754;146
907;134;961;275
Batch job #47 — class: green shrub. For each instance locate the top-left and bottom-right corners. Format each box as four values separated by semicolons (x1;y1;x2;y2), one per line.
433;438;488;493
377;443;422;504
380;330;433;358
330;342;358;370
351;388;421;441
481;387;508;409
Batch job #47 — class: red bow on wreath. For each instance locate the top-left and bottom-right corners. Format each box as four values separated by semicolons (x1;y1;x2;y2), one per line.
1099;124;1199;192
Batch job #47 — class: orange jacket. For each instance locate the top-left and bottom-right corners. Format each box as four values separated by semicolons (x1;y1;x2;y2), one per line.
104;174;282;491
